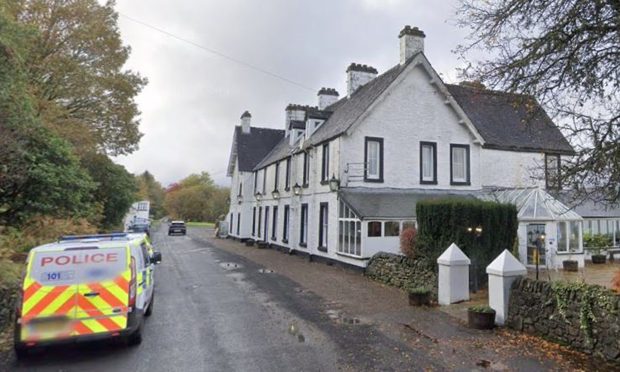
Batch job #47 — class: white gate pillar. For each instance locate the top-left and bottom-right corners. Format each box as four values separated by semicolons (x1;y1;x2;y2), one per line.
486;250;527;325
437;243;471;305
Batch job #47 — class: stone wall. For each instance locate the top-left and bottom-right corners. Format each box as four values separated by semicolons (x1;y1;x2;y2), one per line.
365;252;437;297
507;278;620;363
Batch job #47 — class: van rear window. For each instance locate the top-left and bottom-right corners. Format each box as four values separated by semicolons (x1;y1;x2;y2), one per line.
30;247;127;285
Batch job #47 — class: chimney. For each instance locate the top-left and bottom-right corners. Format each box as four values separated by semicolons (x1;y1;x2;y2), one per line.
285;104;307;138
399;25;425;64
317;88;339;110
240;111;251;134
346;63;378;97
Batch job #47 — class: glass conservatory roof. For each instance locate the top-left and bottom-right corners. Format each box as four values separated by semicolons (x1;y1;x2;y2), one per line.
479;188;583;221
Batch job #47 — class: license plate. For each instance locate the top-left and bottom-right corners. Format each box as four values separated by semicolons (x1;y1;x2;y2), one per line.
29;318;70;334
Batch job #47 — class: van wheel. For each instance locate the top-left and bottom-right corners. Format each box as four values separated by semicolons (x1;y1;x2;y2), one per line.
145;294;154;317
127;323;143;346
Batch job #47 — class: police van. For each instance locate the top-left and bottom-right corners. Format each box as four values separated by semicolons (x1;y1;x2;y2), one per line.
14;233;161;358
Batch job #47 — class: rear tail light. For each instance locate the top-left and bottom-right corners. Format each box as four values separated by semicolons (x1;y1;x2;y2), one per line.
128;257;137;310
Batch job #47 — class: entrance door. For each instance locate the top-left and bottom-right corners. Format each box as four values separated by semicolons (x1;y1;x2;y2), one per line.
264;206;269;242
526;224;546;266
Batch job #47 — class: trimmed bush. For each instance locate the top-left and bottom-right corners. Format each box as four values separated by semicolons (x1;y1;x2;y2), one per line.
416;198;518;285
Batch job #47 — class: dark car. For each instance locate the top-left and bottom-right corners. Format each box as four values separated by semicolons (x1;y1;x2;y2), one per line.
168;221;186;236
128;223;150;237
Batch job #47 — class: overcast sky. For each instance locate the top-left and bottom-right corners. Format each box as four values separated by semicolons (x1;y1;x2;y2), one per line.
110;0;475;187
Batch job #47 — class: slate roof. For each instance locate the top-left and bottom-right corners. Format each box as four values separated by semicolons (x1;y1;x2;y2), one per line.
555;191;620;218
445;84;574;154
306;61;410;147
229;126;284;174
339;188;477;219
254;138;297;170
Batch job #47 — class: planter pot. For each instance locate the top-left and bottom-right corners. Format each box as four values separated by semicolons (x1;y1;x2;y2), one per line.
591;254;606;264
467;309;496;330
563;260;579;272
408;291;431;306
257;241;268;249
245;239;255;247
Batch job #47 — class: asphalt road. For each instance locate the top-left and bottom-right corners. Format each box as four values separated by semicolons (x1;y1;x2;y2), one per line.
7;227;348;372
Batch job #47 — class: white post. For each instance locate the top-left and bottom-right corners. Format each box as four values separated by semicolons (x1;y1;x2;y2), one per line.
486;250;527;325
437;243;471;305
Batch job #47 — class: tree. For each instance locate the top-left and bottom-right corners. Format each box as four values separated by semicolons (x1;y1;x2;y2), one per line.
80;152;137;229
456;0;620;204
136;171;166;219
0;9;95;225
164;172;229;222
2;0;147;156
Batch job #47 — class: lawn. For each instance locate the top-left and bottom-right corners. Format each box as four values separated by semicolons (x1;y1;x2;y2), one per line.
186;221;215;228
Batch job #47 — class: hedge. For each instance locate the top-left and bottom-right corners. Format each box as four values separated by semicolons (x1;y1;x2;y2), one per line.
416;198;518;285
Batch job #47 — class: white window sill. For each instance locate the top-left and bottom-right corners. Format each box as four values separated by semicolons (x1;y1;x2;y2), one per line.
336;252;370;260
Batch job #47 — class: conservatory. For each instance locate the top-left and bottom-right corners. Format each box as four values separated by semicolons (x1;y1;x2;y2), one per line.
480;188;584;269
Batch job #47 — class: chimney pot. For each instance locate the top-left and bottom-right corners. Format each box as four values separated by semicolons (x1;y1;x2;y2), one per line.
399;25;425;64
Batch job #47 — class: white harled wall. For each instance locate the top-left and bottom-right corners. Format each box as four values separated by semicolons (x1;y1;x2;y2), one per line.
341;65;482;190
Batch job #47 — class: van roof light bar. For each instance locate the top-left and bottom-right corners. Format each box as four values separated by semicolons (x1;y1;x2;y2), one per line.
58;233;129;242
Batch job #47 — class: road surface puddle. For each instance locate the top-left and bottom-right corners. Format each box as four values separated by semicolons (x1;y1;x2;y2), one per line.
219;262;242;270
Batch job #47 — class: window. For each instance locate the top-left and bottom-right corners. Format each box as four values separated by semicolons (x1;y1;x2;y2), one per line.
365;137;383;182
285;158;291;190
271;207;278;240
254;172;258;193
252;207;256;236
420;142;437;184
137;202;148;211
321;143;330;183
385;222;400;237
450;144;470;185
545;154;561;190
274;162;279;191
238;182;243;196
368;221;382;237
262;168;267;193
338;200;361;256
236;213;240;235
318;203;328;250
283;205;290;243
229;214;233;233
302;152;309;187
257;207;262;238
557;221;582;253
300;204;308;246
264;206;269;241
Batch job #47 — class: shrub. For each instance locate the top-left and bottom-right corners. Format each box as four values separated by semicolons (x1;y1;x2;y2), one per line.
583;233;612;255
0;215;97;259
416;198;518;285
468;305;495;313
400;227;417;258
409;287;431;295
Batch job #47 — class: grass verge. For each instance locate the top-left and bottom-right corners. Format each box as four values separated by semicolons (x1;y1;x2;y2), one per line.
186;222;215;228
